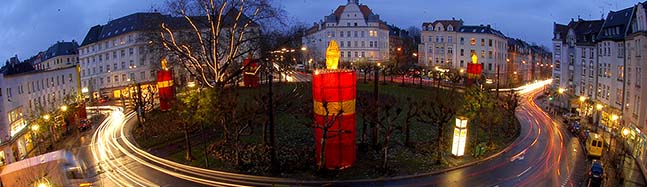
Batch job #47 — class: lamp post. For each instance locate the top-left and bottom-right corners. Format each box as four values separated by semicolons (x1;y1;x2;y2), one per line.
620;127;630;182
594;104;603;133
31;124;42;155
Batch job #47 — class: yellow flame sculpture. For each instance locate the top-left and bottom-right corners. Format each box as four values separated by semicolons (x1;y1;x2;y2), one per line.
326;40;340;70
161;57;168;70
471;54;478;64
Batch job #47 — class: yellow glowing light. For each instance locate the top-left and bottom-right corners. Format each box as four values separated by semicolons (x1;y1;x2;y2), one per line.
325;40;340;70
459;68;465;73
558;88;565;94
60;105;68;112
611;114;619;121
452;116;468;156
43;114;50;120
471;54;478;64
596;104;603;111
31;124;39;131
623;128;630;136
579;96;586;102
37;182;48;187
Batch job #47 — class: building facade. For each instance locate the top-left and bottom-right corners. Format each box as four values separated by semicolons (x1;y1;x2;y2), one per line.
0;60;79;165
419;20;511;85
302;0;390;65
554;2;647;171
79;13;167;100
625;2;647;168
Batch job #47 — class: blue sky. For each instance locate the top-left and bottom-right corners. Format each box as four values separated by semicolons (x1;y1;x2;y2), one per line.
0;0;641;61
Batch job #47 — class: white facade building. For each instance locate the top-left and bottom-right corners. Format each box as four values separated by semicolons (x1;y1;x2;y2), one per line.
0;63;79;165
302;0;390;64
419;20;508;85
79;13;166;99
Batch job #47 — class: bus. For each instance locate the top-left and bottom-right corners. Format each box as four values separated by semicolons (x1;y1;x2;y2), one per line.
586;133;604;158
0;150;90;187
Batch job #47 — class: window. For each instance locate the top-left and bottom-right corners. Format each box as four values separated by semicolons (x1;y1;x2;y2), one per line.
481;50;485;58
361;31;365;38
121;62;126;69
470;38;476;45
481;38;485;46
460;49;464;56
488;39;492;47
488;51;493;59
114;75;119;82
340;31;344;37
448;36;453;43
460;37;465;45
341;41;345;48
361;41;365;47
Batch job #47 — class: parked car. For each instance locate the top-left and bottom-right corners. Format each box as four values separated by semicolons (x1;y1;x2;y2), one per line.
587;160;604;187
78;119;91;132
563;113;580;123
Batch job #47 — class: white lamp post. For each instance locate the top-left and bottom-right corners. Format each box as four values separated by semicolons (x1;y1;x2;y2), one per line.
452;116;469;156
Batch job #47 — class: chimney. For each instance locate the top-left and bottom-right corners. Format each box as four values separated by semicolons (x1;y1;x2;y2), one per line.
452;17;455;20
487;24;491;28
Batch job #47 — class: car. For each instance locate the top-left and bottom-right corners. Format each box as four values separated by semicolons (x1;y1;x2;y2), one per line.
79;119;91;132
587;160;604;187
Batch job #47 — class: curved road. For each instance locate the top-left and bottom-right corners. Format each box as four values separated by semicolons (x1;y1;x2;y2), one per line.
86;80;585;186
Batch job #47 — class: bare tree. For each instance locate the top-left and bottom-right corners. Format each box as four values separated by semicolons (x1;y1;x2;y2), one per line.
307;101;346;172
416;92;458;165
402;97;420;146
376;100;402;173
160;0;284;88
129;83;158;131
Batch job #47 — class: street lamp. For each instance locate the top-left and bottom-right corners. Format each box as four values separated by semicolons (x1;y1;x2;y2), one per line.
60;105;68;112
43;114;50;121
558;88;566;94
31;124;39;132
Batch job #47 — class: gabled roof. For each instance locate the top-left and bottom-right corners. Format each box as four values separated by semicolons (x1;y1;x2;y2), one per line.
458;25;506;38
597;6;634;41
333;4;374;20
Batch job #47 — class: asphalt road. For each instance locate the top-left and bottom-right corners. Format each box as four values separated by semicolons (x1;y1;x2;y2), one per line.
76;80;585;187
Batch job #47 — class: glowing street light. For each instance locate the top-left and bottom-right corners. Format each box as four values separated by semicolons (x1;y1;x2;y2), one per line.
81;87;89;93
452;117;469;157
611;114;620;121
596;104;604;111
301;47;307;51
60;105;68;112
623;128;631;136
558;88;565;94
31;124;39;131
579;96;586;102
42;114;50;121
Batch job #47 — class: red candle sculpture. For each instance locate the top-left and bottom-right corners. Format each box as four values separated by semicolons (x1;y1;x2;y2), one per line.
312;40;356;169
157;58;175;111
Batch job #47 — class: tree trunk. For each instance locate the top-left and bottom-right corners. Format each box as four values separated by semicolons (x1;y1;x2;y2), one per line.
437;124;443;165
319;127;328;171
184;124;193;161
404;122;410;146
268;72;279;173
382;135;390;173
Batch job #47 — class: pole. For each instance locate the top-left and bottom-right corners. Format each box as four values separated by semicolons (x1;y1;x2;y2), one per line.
268;61;278;172
496;64;500;98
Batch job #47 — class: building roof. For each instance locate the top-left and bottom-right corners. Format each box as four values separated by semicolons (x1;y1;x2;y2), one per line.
0;62;35;76
553;23;569;42
597;6;634;41
81;9;258;46
423;19;463;31
458;25;506;38
42;41;79;61
572;19;604;45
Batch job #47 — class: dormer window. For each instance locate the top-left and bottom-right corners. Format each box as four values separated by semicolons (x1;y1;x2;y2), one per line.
447;26;453;31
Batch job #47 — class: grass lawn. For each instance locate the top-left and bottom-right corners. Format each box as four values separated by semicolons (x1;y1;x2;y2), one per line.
135;81;518;179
